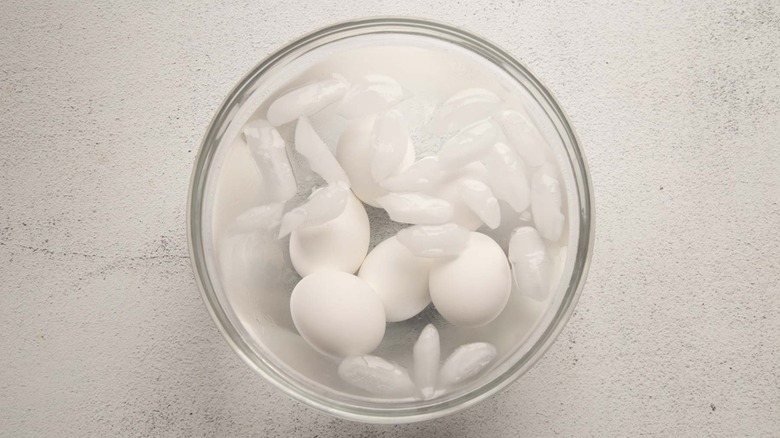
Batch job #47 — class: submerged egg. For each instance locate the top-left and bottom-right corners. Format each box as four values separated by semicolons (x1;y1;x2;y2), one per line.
429;232;512;327
289;191;370;277
358;236;433;322
290;271;386;358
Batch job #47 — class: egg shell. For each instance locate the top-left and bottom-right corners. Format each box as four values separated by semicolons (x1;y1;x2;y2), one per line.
429;232;511;327
336;116;414;207
289;191;369;277
358;236;433;322
290;271;386;358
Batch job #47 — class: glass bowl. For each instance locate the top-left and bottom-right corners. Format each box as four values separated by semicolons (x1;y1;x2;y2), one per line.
188;17;594;423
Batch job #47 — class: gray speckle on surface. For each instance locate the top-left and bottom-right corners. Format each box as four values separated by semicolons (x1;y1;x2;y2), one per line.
1;0;779;436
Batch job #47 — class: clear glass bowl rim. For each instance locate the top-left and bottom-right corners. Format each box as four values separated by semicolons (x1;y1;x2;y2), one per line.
187;16;595;424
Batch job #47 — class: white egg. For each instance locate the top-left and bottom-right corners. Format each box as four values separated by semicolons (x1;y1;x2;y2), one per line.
358;236;433;322
429;232;511;327
289;191;370;277
290;271;386;358
336;116;414;207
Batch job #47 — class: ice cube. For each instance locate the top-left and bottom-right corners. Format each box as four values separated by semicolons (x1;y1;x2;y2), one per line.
518;208;533;224
438;342;497;388
336;74;406;119
457;178;501;229
485;142;530;213
396;223;470;258
508;227;550;301
547;244;568;294
295;116;350;187
476;201;520;254
243;119;297;203
413;324;440;399
338;355;421;398
437;119;499;169
376;193;453;225
429;88;502;134
370;109;412;182
426;162;488;231
379;156;447;193
531;163;565;242
495;109;548;168
267;75;349;126
230;203;284;234
277;185;349;238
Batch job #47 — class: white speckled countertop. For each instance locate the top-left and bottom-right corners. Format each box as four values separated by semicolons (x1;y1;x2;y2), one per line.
1;1;778;436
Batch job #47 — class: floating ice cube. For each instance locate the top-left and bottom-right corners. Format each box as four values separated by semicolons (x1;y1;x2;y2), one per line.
457;178;501;229
531;163;565;242
508;227;550;301
396;223;470;258
413;324;440;399
379;156;447;193
485;142;530;213
376;193;453;225
243;119;297;203
518;208;533;224
230;203;284;234
547;244;567;294
429;88;502;134
267;75;349;126
438;342;497;388
495;109;548;168
338;355;421;398
476;201;520;254
370;109;412;182
437;119;499;169
277;185;349;238
426;162;488;231
295;117;350;187
336;116;416;207
336;74;406;119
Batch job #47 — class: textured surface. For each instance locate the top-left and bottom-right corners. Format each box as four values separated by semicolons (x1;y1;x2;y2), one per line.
1;1;779;436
